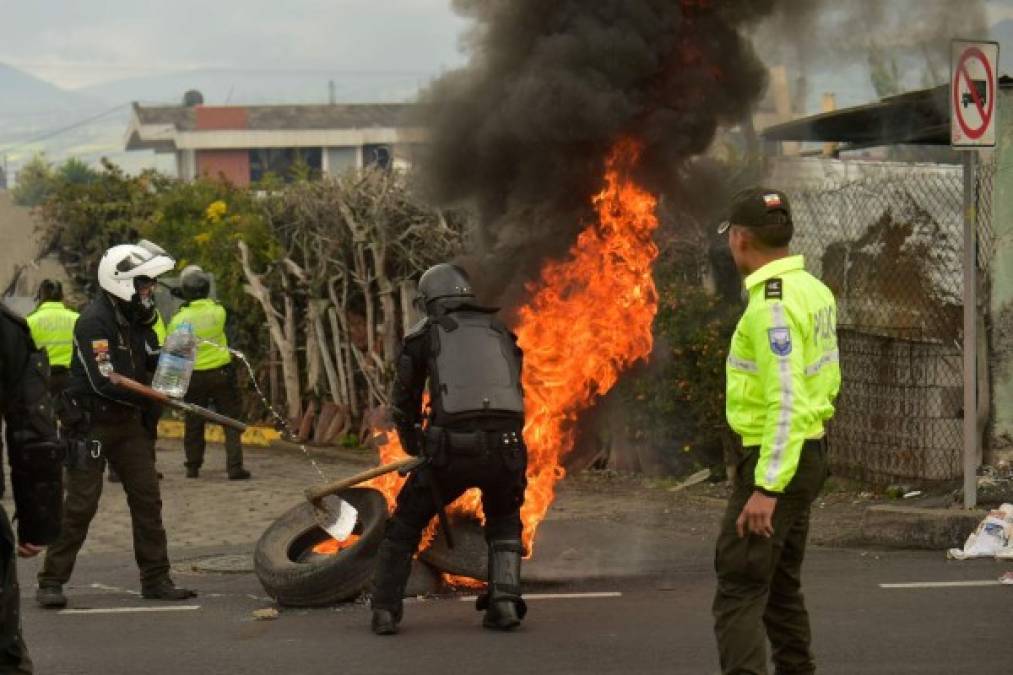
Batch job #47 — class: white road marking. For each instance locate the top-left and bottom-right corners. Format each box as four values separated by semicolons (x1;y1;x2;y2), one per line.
459;592;622;602
58;605;202;615
879;581;1001;589
88;583;140;596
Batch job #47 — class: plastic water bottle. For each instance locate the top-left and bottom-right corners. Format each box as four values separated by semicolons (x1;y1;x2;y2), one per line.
152;322;197;398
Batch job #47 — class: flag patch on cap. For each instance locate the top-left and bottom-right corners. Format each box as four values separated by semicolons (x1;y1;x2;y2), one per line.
763;193;782;208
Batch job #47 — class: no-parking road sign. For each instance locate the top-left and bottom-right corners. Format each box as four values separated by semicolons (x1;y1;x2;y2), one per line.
951;40;1000;147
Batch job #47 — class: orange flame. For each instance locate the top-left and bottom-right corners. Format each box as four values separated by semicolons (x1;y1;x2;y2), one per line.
442;573;487;590
327;138;658;557
311;533;361;555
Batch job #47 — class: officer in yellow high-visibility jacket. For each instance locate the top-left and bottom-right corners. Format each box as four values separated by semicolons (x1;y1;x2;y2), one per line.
166;267;250;480
26;279;79;400
713;188;840;675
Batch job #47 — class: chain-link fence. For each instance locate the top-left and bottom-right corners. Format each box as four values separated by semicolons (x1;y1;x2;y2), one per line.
775;158;993;485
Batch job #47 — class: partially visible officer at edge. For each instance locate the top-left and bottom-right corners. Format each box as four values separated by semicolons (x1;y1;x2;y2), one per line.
1;299;65;673
36;240;196;608
713;188;840;675
371;263;528;635
167;265;250;480
25;279;79;402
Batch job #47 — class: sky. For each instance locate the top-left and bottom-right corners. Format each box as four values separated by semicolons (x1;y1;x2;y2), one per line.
2;0;1012;91
0;0;469;90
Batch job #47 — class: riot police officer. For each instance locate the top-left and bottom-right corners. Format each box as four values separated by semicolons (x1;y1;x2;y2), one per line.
25;279;78;401
370;263;528;635
166;266;250;479
1;300;64;673
36;241;195;607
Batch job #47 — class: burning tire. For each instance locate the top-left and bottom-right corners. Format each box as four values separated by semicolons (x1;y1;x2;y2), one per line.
420;517;489;581
254;487;388;607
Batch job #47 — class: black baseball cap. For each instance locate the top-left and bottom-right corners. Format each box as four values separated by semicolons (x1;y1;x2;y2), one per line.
717;187;792;234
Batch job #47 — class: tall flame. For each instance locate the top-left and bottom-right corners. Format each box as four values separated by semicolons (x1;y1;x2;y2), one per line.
363;138;659;555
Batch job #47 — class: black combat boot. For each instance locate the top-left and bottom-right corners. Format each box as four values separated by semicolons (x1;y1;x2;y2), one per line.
36;584;67;609
141;579;197;600
370;538;414;635
228;468;252;480
478;539;526;631
371;608;401;635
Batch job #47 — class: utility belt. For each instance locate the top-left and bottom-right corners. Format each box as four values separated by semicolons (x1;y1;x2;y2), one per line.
50;365;70;375
423;426;524;464
57;393;127;470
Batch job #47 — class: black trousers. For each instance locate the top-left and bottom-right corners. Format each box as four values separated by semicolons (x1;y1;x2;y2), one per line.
371;434;527;612
183;366;244;472
0;505;32;674
39;414;172;589
713;440;828;675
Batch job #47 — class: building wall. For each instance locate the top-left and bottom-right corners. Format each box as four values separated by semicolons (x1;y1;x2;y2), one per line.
325;147;358;174
988;88;1013;457
197;150;251;186
195;106;249;131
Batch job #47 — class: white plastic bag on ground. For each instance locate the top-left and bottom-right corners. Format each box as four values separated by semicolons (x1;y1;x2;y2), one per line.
947;503;1013;560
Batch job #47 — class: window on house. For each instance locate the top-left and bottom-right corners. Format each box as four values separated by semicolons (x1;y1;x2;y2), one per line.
249;147;322;183
363;144;392;170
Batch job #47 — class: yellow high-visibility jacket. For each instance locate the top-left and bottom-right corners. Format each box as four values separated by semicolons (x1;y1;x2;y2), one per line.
725;255;841;493
26;301;79;368
167;299;231;371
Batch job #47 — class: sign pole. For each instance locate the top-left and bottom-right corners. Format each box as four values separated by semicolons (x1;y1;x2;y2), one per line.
962;150;978;509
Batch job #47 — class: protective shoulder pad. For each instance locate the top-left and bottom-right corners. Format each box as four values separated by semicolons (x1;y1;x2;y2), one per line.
404;317;431;341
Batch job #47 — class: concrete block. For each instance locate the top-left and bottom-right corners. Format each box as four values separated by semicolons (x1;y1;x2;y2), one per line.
860;504;985;550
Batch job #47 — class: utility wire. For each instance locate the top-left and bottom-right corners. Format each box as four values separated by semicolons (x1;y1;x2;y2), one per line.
0;103;130;153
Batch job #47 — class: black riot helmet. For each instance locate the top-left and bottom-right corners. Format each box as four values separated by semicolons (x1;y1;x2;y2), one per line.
180;265;211;301
417;264;474;313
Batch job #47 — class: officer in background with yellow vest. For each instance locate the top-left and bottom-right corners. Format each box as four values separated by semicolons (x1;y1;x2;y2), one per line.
167;267;250;480
26;280;79;401
712;188;840;675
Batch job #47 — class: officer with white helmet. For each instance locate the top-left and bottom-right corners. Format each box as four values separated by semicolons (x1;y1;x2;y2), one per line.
37;240;196;607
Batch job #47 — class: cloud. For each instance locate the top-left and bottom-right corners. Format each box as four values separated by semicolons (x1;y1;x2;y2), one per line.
0;0;468;88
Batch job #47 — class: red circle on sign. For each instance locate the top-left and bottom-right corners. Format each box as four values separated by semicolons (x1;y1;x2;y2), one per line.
952;46;994;140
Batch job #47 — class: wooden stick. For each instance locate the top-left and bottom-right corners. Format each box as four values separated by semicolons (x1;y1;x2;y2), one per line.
304;456;425;503
108;373;248;432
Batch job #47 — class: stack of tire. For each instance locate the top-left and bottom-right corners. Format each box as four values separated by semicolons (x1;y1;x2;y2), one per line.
254;487;487;607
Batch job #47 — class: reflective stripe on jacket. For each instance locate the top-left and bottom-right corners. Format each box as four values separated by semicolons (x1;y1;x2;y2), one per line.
167;299;230;370
26;301;79;368
153;310;167;346
725;255;841;493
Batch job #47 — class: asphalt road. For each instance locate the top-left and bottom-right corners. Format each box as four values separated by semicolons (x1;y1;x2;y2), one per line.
14;543;1013;675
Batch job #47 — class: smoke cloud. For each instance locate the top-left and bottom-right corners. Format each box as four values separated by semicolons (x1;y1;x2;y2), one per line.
417;0;989;303
755;0;989;93
418;0;779;302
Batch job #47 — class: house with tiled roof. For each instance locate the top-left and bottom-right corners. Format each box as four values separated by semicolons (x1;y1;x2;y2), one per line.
124;94;424;185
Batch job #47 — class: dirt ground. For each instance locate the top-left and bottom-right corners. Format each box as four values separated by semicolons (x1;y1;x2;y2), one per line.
557;470;877;548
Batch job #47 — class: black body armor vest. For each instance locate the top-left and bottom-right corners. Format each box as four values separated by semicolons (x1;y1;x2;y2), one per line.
427;310;524;425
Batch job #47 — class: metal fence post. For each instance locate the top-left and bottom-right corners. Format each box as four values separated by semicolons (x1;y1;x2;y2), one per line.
963;151;979;509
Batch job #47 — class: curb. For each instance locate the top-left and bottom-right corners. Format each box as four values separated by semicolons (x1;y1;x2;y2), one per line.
157;419;280;447
860;504;986;550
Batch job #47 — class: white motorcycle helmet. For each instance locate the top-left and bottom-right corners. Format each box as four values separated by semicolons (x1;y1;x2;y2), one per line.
97;240;176;303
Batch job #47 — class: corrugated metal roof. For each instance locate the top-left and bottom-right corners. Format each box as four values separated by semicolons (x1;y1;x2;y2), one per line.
762;76;1012;147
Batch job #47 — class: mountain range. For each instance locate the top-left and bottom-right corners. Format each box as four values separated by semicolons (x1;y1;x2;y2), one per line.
2;21;1012;182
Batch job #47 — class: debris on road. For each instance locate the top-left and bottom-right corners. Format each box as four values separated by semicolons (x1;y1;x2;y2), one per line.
252;608;280;621
667;469;711;493
947;504;1013;560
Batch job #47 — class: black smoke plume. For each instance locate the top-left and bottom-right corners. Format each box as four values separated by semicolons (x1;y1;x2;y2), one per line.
418;0;779;303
